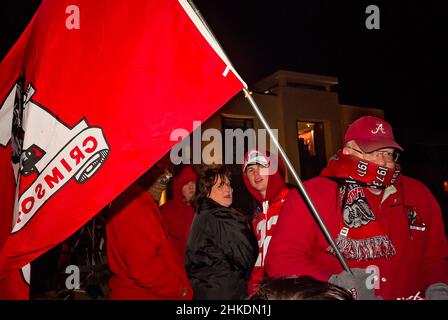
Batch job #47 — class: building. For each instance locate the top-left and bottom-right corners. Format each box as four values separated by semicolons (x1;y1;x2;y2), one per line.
202;70;384;182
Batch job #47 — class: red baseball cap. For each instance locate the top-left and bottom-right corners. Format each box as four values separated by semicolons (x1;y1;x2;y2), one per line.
344;116;403;152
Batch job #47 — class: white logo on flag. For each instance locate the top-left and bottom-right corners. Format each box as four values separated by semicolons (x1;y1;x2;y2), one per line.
0;82;110;232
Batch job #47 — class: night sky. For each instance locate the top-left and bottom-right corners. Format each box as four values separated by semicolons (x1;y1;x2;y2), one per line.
193;0;448;131
1;1;448;213
1;1;446;130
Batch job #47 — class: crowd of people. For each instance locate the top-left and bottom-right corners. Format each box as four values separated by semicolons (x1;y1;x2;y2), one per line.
105;116;448;300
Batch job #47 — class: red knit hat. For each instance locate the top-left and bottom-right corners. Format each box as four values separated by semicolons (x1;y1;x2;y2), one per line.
173;165;197;199
344;116;403;152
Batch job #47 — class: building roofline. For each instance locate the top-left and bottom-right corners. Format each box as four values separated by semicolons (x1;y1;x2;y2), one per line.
252;70;339;92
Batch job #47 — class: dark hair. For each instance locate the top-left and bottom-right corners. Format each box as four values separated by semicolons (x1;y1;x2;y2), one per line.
194;165;231;208
249;276;354;300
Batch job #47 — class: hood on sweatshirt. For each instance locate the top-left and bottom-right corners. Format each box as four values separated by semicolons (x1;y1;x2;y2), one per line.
172;165;197;201
242;149;286;203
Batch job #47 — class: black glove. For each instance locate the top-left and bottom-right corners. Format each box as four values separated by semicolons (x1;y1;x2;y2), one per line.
329;268;383;300
425;283;448;300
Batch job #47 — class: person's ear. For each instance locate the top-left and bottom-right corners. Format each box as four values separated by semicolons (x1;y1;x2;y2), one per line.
342;147;350;155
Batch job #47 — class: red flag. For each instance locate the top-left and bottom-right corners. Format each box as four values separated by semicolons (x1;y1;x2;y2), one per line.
0;14;36;299
0;0;245;298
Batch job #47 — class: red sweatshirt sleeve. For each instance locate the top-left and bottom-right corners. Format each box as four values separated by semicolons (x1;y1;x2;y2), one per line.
248;266;265;295
420;184;448;290
265;184;336;281
108;186;190;298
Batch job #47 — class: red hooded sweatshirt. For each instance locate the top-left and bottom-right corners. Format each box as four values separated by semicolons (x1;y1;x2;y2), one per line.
106;183;192;300
160;165;197;261
265;175;448;299
242;149;290;295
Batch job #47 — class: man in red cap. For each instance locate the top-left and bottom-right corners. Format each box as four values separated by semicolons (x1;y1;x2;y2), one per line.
242;149;290;295
265;116;448;300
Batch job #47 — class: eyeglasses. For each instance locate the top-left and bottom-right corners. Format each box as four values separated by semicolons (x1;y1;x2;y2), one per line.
347;146;400;162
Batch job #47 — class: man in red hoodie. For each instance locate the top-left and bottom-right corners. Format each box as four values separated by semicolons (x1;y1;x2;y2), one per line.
106;168;192;300
160;165;197;261
242;149;290;295
265;116;448;300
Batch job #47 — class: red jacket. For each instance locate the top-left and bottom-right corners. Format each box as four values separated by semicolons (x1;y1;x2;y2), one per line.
265;175;448;300
160;165;197;261
242;150;289;295
106;184;192;300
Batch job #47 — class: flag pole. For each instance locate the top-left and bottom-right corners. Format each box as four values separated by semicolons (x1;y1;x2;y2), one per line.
243;91;351;273
186;0;352;273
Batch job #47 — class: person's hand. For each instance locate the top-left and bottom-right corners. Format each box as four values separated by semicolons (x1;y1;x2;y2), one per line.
425;283;448;300
182;285;188;297
329;268;383;300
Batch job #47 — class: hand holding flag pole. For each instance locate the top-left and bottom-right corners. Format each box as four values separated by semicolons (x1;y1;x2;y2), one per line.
186;0;352;274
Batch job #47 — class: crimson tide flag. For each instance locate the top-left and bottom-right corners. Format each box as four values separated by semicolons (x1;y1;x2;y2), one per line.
0;0;246;299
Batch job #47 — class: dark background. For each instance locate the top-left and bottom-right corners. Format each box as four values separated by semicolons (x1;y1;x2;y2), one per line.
1;0;447;221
